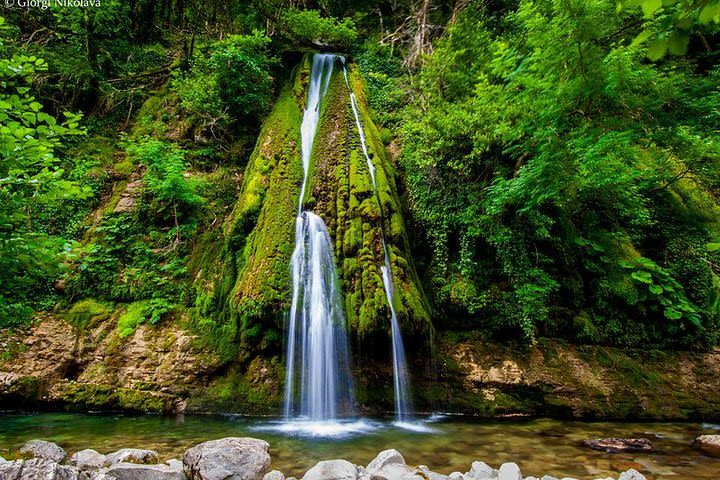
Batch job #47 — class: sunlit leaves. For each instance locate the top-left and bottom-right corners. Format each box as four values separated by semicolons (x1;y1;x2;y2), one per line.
0;39;88;326
619;0;719;59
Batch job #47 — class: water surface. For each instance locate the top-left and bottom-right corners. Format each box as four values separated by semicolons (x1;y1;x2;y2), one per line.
1;413;719;479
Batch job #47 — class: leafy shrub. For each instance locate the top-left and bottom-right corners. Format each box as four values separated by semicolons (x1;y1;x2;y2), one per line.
117;298;174;338
277;9;357;49
126;138;204;230
0;42;89;327
172;33;276;133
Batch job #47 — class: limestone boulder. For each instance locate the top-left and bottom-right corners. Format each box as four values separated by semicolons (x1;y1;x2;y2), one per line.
69;449;107;471
0;458;90;479
497;463;521;480
107;462;187;480
20;439;66;463
466;461;497;479
106;448;160;466
183;437;270;480
302;460;359;480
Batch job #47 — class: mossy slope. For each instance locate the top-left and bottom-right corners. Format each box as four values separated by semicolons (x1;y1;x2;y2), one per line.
189;59;309;360
306;62;431;337
193;55;430;355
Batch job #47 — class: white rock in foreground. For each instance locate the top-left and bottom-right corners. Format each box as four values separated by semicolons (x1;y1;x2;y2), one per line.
418;464;449;480
618;469;646;480
107;462;187;480
302;460;359;480
69;449;107;471
183;437;270;480
166;459;185;471
467;461;497;479
19;439;67;463
0;457;90;479
497;463;521;480
106;448;160;466
264;470;286;480
367;450;405;473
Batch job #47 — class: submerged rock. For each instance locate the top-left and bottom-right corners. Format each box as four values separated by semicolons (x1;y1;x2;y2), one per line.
107;462;187;480
106;448;160;465
466;461;497;479
263;470;285;480
0;457;90;479
618;469;646;480
581;438;653;454
19;439;67;463
302;460;359;480
69;449;107;471
497;463;521;480
183;437;270;480
693;434;720;457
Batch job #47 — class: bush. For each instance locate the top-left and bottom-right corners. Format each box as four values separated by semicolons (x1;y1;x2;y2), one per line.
117;298;174;338
278;9;357;49
172;33;276;133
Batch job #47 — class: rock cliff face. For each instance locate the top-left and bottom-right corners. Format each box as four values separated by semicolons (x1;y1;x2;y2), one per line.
3;315;720;419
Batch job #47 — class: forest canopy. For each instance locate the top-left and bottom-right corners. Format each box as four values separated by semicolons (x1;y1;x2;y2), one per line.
1;0;719;351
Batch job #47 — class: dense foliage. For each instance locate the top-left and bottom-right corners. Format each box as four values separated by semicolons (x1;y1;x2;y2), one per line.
1;0;719;352
394;0;720;347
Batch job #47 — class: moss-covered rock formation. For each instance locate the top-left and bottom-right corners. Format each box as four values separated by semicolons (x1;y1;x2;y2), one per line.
189;60;306;360
192;54;431;360
306;60;431;338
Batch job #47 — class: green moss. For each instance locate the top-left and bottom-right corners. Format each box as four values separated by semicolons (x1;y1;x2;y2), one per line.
65;299;113;330
186;356;283;414
187;63;305;361
117;302;145;337
53;382;169;413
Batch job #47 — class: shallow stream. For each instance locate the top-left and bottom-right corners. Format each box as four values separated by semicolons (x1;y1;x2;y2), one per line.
1;414;719;479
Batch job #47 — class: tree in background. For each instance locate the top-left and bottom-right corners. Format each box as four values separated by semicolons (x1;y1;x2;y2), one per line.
0;18;88;326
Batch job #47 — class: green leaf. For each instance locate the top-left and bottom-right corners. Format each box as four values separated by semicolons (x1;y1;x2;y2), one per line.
647;38;667;60
698;4;720;24
664;307;682;320
667;30;689;55
642;0;662;16
707;243;720;252
631;28;653;47
631;271;653;284
649;284;663;295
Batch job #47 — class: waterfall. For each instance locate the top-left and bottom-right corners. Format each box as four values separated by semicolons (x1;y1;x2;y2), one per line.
341;60;414;422
284;54;355;422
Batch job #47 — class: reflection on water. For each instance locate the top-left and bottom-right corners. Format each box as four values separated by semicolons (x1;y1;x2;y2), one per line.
1;413;719;479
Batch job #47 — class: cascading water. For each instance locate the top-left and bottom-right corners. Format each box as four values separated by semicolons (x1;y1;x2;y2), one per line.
283;54;355;426
341;60;414;424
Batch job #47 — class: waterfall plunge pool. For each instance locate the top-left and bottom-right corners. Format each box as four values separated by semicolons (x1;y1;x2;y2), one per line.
1;413;719;479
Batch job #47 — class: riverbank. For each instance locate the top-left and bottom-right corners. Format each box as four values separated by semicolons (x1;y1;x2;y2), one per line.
2;317;720;419
0;434;663;480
